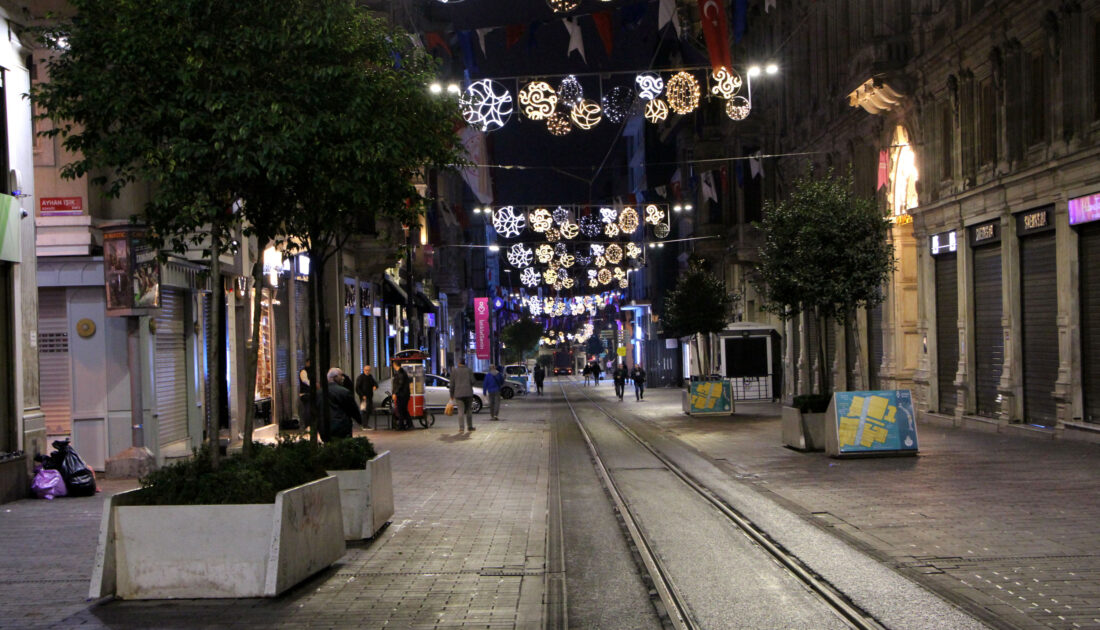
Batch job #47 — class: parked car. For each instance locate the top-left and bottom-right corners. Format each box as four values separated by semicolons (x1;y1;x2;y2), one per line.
504;364;529;378
473;371;527;399
374;374;483;413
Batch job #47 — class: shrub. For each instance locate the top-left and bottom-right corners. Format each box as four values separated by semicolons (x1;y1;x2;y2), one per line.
137;437;376;505
792;393;832;414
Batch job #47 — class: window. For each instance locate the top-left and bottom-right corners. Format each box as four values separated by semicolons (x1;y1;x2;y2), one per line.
979;78;998;165
941;103;954;179
1027;53;1047;145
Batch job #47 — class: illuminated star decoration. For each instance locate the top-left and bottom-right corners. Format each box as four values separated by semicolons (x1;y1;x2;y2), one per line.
600;207;618;223
557;75;584;108
635;72;664;101
601;86;635;124
726;96;751;121
570;99;603;130
552;206;571;225
645;204;665;225
536;244;554;263
530;208;553;232
645;99;669;123
460;79;514;132
710;67;743;100
519;81;558;120
521;267;540;287
579;214;603;238
617;207;639;234
547;111;573;136
507;243;533;268
560;222;580;239
626;243;642;259
492;205;526;237
666;71;701;115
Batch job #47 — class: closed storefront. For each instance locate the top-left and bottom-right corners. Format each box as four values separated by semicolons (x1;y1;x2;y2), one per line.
932;231;959;414
38;288;71;436
155;288;189;446
1017;207;1057;426
1071;194;1100;423
970;221;1003;417
867;302;883;389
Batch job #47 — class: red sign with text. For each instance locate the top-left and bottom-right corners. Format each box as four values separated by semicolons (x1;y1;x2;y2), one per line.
39;197;85;216
474;297;490;360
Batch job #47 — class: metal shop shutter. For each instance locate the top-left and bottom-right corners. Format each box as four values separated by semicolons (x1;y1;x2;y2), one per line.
844;318;858;389
868;302;883;390
824;316;836;390
972;245;1003;417
1080;223;1100;423
295;280;309;368
38;288;71;436
935;253;959;413
155;289;189;445
1020;232;1058;426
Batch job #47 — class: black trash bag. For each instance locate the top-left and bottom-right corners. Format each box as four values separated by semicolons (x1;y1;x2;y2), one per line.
49;439;96;496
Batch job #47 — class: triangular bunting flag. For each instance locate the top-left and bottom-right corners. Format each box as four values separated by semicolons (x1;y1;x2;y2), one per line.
563;18;586;63
476;27;492;56
425;31;452;57
765;0;776;13
701;171;718;202
592;12;614;56
658;0;683;37
749;152;764;179
506;24;526;49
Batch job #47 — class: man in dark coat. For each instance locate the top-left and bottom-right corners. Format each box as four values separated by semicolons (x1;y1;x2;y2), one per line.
533;364;546;395
392;365;412;430
631;364;647;401
325;368;362;440
612;362;628;400
355;365;378;427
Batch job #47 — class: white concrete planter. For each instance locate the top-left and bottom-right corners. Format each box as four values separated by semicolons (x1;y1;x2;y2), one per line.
781;406;826;452
90;476;345;600
328;450;394;541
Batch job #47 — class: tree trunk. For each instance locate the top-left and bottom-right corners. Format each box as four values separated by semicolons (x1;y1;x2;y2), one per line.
311;244;333;444
242;239;268;458
207;235;222;468
306;249;319;446
817;309;828;394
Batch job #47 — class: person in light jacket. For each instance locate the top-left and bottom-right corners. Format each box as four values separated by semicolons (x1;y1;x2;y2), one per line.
483;365;505;421
448;358;476;432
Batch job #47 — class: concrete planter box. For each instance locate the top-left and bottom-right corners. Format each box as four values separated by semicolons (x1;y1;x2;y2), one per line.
90;476;345;600
0;454;28;504
327;450;394;541
781;406;826;452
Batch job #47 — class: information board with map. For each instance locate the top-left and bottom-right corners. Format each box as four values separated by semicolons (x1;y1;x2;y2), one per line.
825;390;919;456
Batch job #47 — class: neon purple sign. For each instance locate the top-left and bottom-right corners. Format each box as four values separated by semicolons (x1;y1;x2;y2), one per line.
1069;193;1100;226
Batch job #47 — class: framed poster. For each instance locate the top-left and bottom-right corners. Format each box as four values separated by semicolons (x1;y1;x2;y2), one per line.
103;225;160;316
826;390;919;456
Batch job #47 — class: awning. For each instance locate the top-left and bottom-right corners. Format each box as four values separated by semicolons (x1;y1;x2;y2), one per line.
413;290;436;314
382;274;407;305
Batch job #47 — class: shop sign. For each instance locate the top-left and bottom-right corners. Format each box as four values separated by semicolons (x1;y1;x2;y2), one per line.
929;230;956;255
39;196;84;216
969;220;999;246
474;297;490;360
827;390;919;456
0;194;20;263
1069;193;1100;226
103;224;160;316
1017;206;1053;235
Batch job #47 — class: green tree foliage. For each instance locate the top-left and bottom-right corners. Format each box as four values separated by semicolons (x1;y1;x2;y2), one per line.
662;262;735;376
752;168;895;391
500;318;544;363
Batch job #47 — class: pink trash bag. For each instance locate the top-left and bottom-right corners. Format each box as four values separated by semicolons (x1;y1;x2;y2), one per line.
32;466;67;500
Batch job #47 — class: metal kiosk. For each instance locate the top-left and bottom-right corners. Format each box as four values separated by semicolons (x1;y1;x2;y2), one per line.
393;353;436;429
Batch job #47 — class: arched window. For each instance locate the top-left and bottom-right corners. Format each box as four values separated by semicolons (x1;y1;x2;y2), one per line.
887;125;919;218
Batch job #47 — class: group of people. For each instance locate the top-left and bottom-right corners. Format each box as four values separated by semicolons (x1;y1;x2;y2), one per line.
581;360;602;386
611;362;647;401
446;360;507;432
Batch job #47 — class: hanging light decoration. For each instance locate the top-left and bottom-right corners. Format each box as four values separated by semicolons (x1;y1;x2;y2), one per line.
552;206;571;225
575;253;592;266
644;99;669;123
589;278;599;288
710;67;743;100
557;75;584;108
547;0;580;13
492;205;526;237
645;204;665;225
561;275;575;289
725;96;751;121
613;266;626;281
599;207;618;224
521;267;540;287
619;277;630;289
519;81;558;120
559;253;575;268
617;207;639;234
560;222;580;239
665;72;701;115
545;226;562;242
570;99;603;130
605;244;623;264
604;222;620;237
460;79;514;132
590;243;605;257
536;244;554;263
626;243;642;259
530;208;553;232
507;243;533;268
543;268;559;284
554;242;568;256
654;222;670;239
595;255;607;267
635;72;664;101
598;268;613;285
601;86;635;124
579;214;602;238
547;111;573;136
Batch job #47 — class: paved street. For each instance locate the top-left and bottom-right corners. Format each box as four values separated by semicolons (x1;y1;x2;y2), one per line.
0;382;1098;629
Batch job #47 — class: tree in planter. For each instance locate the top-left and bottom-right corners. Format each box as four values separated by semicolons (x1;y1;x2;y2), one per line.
500;318;543;364
752;168;895;404
662;261;735;378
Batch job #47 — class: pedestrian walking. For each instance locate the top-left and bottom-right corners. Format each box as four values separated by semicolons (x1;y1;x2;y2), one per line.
355;365;378;428
324;368;362;440
631;364;647;401
592;361;603;387
484;364;505;421
448;359;476;432
582;363;592;386
533;363;546;395
298;357;314;430
391;365;412;430
613;362;628;400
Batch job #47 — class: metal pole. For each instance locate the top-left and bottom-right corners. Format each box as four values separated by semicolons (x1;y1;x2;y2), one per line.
127;316;145;448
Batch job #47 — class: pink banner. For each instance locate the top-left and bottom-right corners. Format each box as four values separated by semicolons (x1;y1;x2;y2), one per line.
474;297;490;360
1069;193;1100;226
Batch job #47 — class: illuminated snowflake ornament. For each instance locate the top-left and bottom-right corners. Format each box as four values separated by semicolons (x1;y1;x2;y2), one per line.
635;72;664;101
600;207;618;224
710;67;743;100
547;112;573;136
617;207;639;234
666;72;701;115
645;204;665;225
654;222;670;239
460;79;514;132
626;243;642;259
528;298;542;316
590;243;605;257
552;206;571;225
520;267;540;287
601;86;635;124
560;222;580;239
543;268;558;285
492;206;526;237
536;244;554;263
507;243;533;268
579;214;603;238
725;96;751;121
557;75;584;108
645;99;669;123
605;244;623;264
545;227;561;243
519;81;557;120
570;99;603;130
529;208;553;232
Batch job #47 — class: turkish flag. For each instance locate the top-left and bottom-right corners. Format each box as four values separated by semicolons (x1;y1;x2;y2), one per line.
697;0;733;72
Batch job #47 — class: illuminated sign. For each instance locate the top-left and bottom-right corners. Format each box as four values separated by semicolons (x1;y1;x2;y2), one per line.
1017;206;1053;235
969;221;999;246
930;230;956;255
1069;193;1100;226
474;297;490;360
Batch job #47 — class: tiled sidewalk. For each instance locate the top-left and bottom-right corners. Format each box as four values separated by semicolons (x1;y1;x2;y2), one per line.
0;396;550;629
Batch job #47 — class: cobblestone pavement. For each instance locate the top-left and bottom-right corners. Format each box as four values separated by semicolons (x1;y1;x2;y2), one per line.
0;395;549;630
585;384;1100;630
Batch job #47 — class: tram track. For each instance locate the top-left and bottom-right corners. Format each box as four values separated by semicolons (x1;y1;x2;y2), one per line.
558;378;886;630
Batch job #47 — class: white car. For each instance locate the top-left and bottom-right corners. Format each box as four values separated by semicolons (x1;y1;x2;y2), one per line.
473;372;528;399
373;374;483;413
